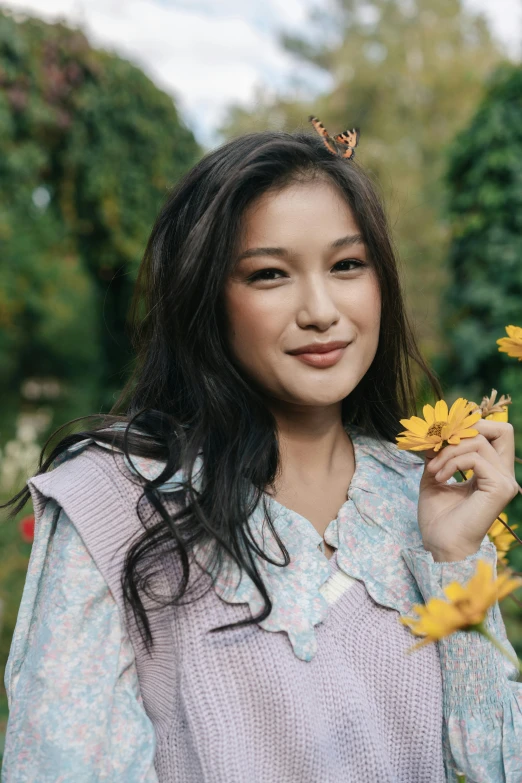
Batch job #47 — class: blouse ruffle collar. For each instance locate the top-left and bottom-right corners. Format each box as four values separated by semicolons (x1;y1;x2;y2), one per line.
57;424;429;661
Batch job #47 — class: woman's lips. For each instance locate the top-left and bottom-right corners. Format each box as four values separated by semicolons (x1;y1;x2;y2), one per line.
291;346;346;368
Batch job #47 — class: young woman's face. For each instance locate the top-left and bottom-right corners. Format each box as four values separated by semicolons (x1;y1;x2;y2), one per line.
225;178;382;409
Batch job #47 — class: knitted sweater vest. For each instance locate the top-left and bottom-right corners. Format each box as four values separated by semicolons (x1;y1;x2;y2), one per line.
28;443;445;783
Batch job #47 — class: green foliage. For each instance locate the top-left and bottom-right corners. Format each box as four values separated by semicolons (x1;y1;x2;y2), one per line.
220;0;503;357
441;64;522;386
0;9;200;419
440;62;522;579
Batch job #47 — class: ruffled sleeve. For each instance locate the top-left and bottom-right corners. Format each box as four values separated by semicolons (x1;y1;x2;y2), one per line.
3;499;158;782
402;538;522;782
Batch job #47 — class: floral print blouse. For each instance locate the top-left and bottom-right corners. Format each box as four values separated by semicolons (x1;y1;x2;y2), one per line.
3;428;522;782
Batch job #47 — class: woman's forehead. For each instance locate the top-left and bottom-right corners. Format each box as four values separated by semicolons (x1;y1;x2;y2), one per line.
238;180;360;249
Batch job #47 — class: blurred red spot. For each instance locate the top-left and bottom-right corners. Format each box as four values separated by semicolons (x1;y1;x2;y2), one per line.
20;515;35;543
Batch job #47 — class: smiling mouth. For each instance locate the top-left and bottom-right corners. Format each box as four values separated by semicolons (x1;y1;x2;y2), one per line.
288;340;349;355
290;344;349;368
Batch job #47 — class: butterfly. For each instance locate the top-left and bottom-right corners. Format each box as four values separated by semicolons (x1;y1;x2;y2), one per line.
308;115;359;160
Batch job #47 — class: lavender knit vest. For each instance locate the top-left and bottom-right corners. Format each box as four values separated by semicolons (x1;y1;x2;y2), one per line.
28;443;445;782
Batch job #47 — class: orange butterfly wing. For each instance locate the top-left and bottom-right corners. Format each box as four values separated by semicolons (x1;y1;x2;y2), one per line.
334;128;359;159
309;115;359;159
308;115;338;157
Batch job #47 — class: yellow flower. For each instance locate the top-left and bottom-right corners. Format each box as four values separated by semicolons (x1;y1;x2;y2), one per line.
497;325;522;361
486;409;509;422
396;398;481;453
488;513;519;566
400;559;522;651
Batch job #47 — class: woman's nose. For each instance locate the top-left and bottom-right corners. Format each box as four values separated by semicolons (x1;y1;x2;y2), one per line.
295;277;340;330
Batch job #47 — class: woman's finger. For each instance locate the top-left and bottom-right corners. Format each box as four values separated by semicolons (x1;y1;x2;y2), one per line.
431;450;518;504
473;418;516;471
427;433;505;477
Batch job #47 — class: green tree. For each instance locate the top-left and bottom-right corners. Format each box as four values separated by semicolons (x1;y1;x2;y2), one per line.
440;64;522;394
220;0;502;358
439;65;522;656
0;9;200;431
438;63;522;533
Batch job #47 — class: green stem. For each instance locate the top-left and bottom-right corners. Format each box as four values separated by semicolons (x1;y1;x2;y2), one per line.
456;774;467;783
478;624;522;672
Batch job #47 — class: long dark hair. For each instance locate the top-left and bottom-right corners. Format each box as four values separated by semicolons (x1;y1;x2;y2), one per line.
3;129;442;652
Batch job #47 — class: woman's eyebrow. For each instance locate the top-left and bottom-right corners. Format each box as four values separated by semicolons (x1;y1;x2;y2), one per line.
330;233;365;250
236;233;365;263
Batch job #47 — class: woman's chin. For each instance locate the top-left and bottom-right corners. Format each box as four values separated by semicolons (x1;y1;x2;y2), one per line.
276;386;357;408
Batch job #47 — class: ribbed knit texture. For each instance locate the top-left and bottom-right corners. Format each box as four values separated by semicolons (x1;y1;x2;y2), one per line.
28;444;446;783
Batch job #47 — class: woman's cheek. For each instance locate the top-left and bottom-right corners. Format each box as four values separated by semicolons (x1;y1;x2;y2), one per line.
362;280;381;335
226;292;271;364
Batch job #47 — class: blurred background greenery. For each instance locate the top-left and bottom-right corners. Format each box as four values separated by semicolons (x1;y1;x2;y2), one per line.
1;0;522;760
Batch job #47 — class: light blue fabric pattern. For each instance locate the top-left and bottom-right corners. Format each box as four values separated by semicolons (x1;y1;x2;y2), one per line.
3;499;159;783
404;543;522;782
3;425;522;782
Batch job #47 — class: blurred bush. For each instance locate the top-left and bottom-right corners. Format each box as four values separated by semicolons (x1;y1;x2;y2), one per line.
0;8;200;750
0;8;201;437
435;63;522;633
439;63;522;403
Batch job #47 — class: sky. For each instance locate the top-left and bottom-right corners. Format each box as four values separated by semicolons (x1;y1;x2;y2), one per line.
1;0;521;147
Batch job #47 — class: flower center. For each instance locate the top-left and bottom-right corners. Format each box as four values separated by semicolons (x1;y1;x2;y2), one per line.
427;421;445;438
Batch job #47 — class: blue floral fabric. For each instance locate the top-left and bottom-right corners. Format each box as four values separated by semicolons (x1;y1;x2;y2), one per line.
3;425;522;782
3;498;158;782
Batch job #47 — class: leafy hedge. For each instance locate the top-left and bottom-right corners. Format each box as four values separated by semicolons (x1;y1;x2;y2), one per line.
0;9;200;431
438;63;522;590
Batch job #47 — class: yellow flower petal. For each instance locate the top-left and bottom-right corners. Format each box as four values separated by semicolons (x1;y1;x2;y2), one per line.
460;412;482;429
486;409;509;422
446;435;461;445
453;427;479;439
396;441;430;451
496;574;522;601
423;405;436;425
497;327;522;360
448;397;467;421
399;558;522;647
444;582;469;602
400;416;430;436
434;399;449;421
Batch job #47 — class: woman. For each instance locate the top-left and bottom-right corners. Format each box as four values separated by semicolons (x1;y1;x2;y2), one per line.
2;128;521;782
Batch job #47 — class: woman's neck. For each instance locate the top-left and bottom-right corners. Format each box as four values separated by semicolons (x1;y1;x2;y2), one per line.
268;401;354;487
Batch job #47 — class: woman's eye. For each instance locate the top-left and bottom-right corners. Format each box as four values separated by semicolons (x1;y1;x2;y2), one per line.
247;260;364;283
334;259;365;271
248;268;284;282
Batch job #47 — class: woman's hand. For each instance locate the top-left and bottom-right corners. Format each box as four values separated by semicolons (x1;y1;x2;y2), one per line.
418;419;519;562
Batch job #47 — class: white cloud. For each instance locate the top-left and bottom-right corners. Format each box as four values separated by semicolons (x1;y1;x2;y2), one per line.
466;0;521;57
